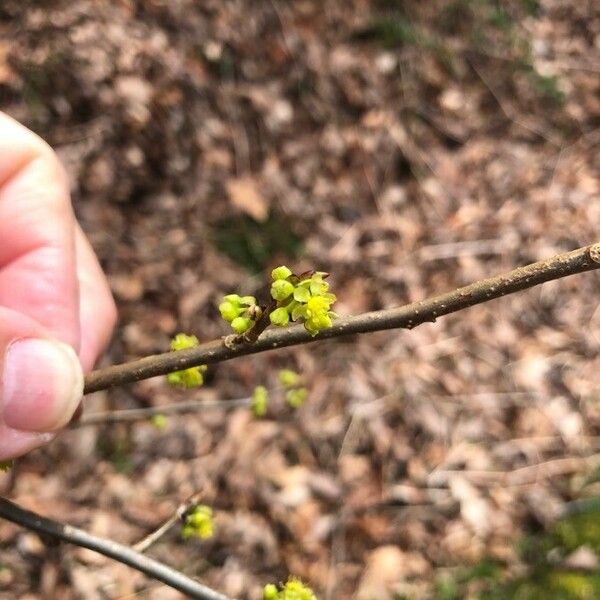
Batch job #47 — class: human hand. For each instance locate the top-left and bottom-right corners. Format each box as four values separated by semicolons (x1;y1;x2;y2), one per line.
0;112;117;460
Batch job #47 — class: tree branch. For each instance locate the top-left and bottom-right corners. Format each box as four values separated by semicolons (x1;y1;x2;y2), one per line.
84;243;600;395
0;497;232;600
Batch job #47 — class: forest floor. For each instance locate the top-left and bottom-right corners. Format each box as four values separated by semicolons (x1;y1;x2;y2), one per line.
0;1;599;598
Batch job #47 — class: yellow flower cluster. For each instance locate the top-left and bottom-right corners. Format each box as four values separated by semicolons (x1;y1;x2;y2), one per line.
269;267;337;336
166;333;207;388
219;294;260;334
182;505;214;541
263;577;317;600
278;369;308;409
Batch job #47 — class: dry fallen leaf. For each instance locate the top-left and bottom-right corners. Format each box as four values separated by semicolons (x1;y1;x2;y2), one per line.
0;42;15;84
226;176;269;222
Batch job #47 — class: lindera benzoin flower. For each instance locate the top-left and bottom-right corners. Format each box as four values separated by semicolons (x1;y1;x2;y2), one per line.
218;294;261;335
269;267;337;336
263;578;317;600
151;414;168;430
181;505;214;541
251;385;269;417
166;333;207;388
249;371;307;418
278;369;308;409
219;266;337;339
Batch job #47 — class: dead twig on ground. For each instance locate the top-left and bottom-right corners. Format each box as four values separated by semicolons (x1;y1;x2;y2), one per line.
76;396;252;426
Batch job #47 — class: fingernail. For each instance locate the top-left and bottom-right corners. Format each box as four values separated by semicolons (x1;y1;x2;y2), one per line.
2;338;83;432
0;425;55;461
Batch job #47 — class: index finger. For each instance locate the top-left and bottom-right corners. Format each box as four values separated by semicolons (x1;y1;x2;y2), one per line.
0;112;80;349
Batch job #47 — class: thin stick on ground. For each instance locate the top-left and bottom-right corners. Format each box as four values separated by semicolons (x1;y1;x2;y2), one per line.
84;243;600;395
0;497;232;600
76;396;252;426
428;452;600;487
133;493;203;554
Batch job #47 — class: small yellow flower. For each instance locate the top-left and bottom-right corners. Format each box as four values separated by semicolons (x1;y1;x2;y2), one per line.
166;333;207;388
182;505;214;541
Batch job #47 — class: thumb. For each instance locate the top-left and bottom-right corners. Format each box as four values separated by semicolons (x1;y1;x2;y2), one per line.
0;306;83;435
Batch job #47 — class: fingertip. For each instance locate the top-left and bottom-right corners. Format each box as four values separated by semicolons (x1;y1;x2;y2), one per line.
0;424;55;461
0;116;80;348
1;338;84;432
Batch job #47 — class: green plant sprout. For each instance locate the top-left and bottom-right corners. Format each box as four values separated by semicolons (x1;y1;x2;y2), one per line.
166;333;207;387
181;505;214;541
251;385;269;417
263;577;317;600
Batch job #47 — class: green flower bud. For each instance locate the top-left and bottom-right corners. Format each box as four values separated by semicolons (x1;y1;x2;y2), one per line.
251;385;269;417
271;265;293;280
170;333;200;352
151;414;168;430
167;335;207;388
167;366;205;388
182;525;195;540
281;578;316;599
263;584;278;600
286;387;308;408
219;301;240;322
271;279;295;301
269;307;290;326
231;316;252;334
278;369;301;388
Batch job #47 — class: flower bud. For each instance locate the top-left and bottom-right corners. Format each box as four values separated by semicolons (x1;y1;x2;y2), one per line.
219;301;240;322
269;307;290;326
271;279;295;301
231;316;252;334
263;584;278;600
271;265;293;280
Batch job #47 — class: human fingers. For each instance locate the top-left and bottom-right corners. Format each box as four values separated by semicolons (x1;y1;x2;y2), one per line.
0;113;83;448
0;111;80;348
0;306;82;459
0;424;55;462
74;223;117;372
